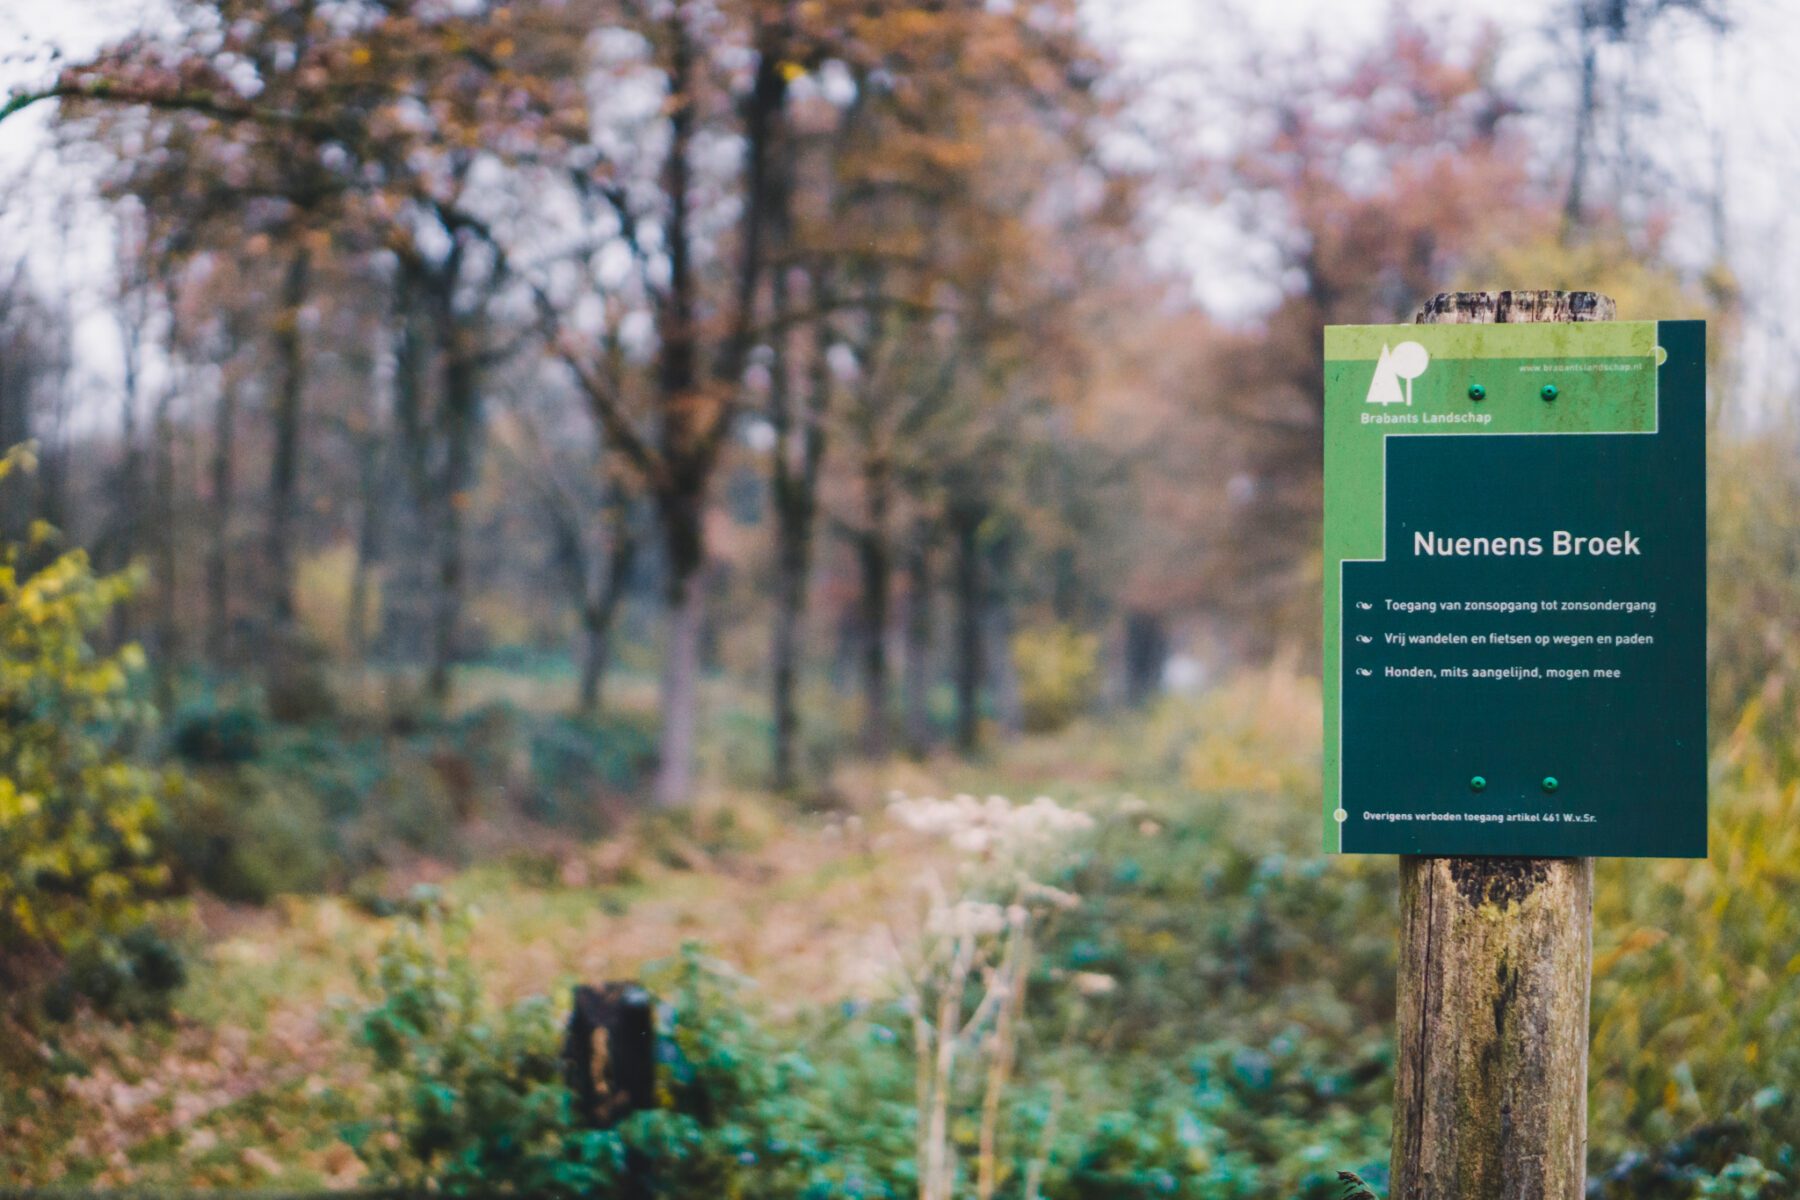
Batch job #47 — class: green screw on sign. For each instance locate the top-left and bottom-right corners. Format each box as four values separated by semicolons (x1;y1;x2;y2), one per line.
1542;776;1560;793
1540;384;1559;402
1470;776;1487;792
1468;384;1486;401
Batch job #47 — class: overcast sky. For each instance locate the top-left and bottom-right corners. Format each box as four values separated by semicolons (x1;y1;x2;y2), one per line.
2;0;1797;422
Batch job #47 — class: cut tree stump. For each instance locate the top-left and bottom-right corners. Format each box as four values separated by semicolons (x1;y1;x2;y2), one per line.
563;982;657;1128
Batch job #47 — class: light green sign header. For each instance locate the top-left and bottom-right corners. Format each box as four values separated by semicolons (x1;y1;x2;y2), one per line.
1324;321;1657;362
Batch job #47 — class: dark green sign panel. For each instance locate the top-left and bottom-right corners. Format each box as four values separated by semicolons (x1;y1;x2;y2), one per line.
1323;320;1705;857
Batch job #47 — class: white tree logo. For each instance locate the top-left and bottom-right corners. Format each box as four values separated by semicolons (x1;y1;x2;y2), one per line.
1366;341;1430;406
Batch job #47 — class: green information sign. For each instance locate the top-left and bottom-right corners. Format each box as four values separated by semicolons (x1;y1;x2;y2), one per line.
1323;320;1706;857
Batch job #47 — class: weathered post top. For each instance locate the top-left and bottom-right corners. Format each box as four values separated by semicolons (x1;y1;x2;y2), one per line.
1416;289;1616;324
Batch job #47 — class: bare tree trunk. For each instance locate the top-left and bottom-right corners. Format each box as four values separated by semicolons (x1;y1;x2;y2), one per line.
427;335;478;707
1391;289;1607;1200
36;323;70;539
0;315;34;546
378;293;431;665
347;416;383;662
986;531;1020;738
207;373;237;663
107;292;148;647
650;8;704;810
857;455;891;759
1562;22;1599;237
766;249;800;789
267;243;310;628
578;506;637;716
577;599;614;716
768;277;830;792
770;518;806;788
1122;611;1166;707
638;4;781;804
113;309;145;577
951;503;983;754
153;298;181;704
902;524;934;757
654;540;704;809
770;497;808;786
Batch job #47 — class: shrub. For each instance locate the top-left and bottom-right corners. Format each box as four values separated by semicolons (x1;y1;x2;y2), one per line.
1058;1104;1261;1199
1161;668;1322;798
169;701;264;765
1014;624;1101;733
340;750;462;864
348;907;621;1194
622;947;825;1198
262;625;339;724
0;446;179;969
349;920;833;1199
41;923;187;1023
167;769;335;902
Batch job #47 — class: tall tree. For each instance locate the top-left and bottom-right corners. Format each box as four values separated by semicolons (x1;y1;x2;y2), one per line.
783;0;1112;766
539;1;794;805
1555;0;1730;236
1173;20;1543;647
36;0;382;634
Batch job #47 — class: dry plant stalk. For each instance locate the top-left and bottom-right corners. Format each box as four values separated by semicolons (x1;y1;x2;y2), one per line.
884;793;1091;1200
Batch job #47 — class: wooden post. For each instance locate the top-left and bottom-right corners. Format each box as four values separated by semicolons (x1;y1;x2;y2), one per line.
1389;290;1610;1200
562;982;656;1128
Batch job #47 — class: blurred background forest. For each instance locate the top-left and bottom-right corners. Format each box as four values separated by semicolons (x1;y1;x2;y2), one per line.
2;0;1799;1195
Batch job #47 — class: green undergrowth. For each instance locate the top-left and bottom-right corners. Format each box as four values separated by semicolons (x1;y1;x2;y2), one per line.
4;666;1799;1197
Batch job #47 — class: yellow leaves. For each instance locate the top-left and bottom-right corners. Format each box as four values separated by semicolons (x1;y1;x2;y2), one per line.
0;776;40;824
11;895;39;938
0;442;38;482
15;585;45;625
0;473;174;958
778;60;806;83
1013;624;1098;734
